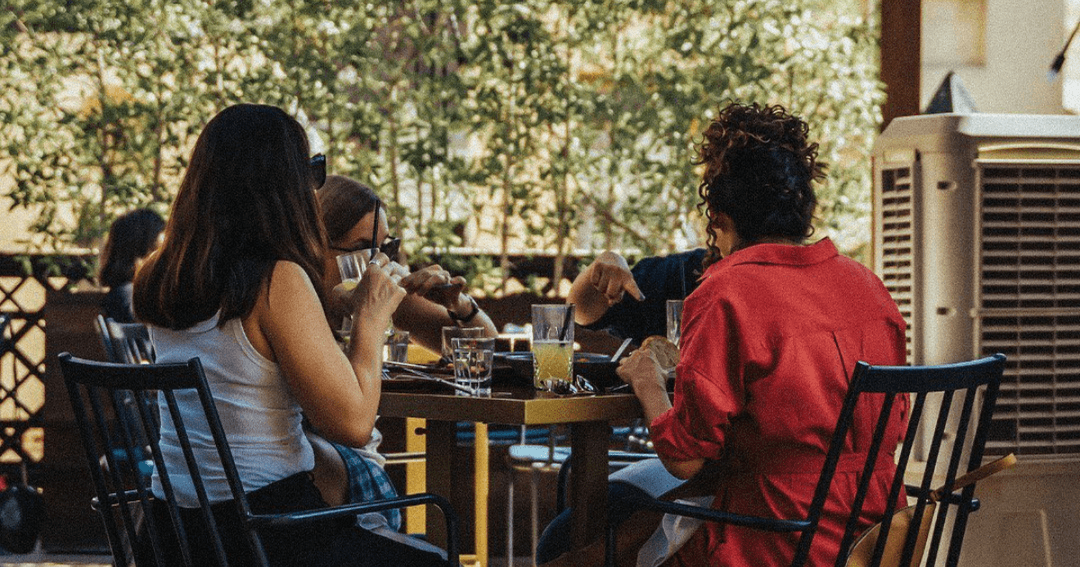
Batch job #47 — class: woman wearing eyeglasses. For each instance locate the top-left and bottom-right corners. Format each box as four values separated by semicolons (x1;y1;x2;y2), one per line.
317;174;497;350
303;174;497;551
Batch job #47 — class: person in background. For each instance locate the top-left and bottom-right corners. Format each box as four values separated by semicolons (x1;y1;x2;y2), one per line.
317;174;497;351
612;102;909;566
567;247;705;345
98;208;165;323
133;103;450;567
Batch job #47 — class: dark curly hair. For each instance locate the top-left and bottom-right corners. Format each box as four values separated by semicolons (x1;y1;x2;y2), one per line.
694;102;825;269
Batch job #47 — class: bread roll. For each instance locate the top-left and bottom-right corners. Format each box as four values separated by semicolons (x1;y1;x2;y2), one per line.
641;335;679;369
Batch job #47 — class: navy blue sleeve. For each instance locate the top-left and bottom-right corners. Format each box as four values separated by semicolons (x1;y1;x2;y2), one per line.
102;283;136;324
582;248;706;343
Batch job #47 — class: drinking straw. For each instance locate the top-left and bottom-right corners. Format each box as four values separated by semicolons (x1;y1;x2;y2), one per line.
559;303;574;341
679;259;688;300
370;199;381;260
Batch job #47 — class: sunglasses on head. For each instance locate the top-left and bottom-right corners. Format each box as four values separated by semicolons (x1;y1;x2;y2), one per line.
310;154;326;189
332;236;402;259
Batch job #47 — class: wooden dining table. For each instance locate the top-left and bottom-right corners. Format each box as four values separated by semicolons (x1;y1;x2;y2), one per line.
378;385;643;555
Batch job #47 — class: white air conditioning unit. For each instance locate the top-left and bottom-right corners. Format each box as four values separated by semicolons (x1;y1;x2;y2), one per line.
872;113;1080;567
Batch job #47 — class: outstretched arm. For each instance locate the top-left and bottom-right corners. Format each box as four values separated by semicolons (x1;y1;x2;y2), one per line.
393;264;498;351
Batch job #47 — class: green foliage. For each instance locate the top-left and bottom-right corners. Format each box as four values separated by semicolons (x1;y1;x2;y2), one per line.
1;0;883;287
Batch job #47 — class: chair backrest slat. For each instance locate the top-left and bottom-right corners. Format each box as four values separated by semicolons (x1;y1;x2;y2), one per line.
64;371;131;563
189;358;270;566
139;388;193;566
162;386;233;566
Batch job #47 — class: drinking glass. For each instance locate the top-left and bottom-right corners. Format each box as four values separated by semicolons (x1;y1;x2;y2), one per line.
336;315;353;350
666;300;684;347
452;337;495;396
441;326;485;362
384;329;410;363
531;304;574;392
336;251;365;290
336;252;368;344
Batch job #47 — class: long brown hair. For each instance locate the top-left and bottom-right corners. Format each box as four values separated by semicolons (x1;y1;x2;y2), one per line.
133;104;328;329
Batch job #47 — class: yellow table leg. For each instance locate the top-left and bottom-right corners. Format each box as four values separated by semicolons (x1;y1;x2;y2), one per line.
405;417;488;567
473;422;489;567
405;416;426;534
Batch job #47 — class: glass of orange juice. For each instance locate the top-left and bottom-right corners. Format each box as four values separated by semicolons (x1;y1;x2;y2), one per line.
531;304;574;392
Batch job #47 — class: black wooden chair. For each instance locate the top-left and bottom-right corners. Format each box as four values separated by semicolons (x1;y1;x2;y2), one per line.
58;352;460;567
604;353;1007;567
95;314;155;364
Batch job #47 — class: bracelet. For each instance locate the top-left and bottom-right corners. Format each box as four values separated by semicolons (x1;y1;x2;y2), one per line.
448;295;480;323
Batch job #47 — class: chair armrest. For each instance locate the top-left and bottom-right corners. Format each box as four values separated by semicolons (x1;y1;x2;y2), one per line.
620;495;812;534
249;492;452;527
250;492;459;565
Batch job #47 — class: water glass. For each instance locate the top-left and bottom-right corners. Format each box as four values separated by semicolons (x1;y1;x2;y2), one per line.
531;304;574;392
384;329;410;363
337;315;353;350
452;337;495;396
441;326;485;361
336;252;365;289
666;300;684;347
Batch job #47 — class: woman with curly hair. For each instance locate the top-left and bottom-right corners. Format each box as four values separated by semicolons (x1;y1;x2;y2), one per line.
608;102;909;566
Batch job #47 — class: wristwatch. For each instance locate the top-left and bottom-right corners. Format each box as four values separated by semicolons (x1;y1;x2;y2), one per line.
448;295;480;323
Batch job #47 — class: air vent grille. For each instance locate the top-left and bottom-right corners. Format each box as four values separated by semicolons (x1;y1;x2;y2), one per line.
979;164;1080;456
879;166;915;360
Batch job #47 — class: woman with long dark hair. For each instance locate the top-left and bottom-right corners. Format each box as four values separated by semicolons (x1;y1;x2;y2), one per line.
133;103;451;566
98;208;165;323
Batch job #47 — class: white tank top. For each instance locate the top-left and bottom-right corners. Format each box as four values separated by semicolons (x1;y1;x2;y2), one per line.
149;313;314;506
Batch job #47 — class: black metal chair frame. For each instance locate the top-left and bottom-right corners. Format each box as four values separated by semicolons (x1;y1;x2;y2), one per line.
59;352;460;567
95;314;155;364
605;353;1006;567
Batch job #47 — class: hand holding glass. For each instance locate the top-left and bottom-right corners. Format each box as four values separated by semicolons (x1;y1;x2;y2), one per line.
452;337;494;396
531;304;574;392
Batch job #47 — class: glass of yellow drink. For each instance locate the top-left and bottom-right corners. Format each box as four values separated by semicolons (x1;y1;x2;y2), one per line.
531;304;575;391
336;251;365;286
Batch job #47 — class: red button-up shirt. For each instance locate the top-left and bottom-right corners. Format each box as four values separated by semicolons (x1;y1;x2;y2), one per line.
651;238;908;566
